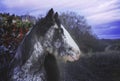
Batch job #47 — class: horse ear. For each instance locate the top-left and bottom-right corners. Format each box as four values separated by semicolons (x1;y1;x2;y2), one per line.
46;8;54;20
54;12;61;27
54;12;58;19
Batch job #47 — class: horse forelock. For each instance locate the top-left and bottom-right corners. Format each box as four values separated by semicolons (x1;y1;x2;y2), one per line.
33;18;54;37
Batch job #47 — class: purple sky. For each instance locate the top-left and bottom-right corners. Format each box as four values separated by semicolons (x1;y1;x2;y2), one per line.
0;0;120;39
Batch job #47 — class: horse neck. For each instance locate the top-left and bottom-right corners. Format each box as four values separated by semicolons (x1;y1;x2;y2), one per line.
16;28;44;66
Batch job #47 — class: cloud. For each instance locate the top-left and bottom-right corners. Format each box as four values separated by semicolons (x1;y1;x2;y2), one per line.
1;0;82;9
2;0;51;8
2;0;120;21
1;0;120;39
84;0;120;25
86;8;120;26
93;24;120;39
99;34;120;39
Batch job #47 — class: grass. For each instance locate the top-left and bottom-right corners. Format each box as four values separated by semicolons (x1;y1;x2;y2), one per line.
60;51;120;81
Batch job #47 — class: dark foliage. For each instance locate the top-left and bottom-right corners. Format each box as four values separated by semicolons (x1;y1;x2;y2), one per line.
100;39;120;51
62;51;120;81
0;13;33;81
59;12;103;53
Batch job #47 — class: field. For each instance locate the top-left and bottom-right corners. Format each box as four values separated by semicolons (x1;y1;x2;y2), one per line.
60;51;120;81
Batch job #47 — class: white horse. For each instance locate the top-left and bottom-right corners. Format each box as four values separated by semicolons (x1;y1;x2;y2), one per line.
10;8;81;81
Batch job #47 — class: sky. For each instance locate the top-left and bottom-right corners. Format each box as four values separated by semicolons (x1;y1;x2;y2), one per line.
0;0;120;39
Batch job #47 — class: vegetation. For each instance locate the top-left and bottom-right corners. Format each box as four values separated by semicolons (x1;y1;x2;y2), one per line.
59;12;120;81
0;12;120;81
61;51;120;81
0;13;34;80
60;12;105;53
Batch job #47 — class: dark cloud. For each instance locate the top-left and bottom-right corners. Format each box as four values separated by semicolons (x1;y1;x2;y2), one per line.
94;20;120;39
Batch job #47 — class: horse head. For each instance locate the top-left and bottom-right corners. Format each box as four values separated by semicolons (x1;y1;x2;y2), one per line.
41;8;81;62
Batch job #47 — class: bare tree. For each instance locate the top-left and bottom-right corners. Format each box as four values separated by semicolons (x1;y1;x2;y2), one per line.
60;12;101;53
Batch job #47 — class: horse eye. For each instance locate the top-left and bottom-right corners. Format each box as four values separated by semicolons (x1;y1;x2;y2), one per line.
59;30;61;33
55;29;59;32
59;28;63;34
69;47;72;50
61;29;63;33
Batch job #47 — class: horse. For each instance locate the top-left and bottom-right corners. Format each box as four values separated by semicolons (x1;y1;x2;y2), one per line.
9;8;81;81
